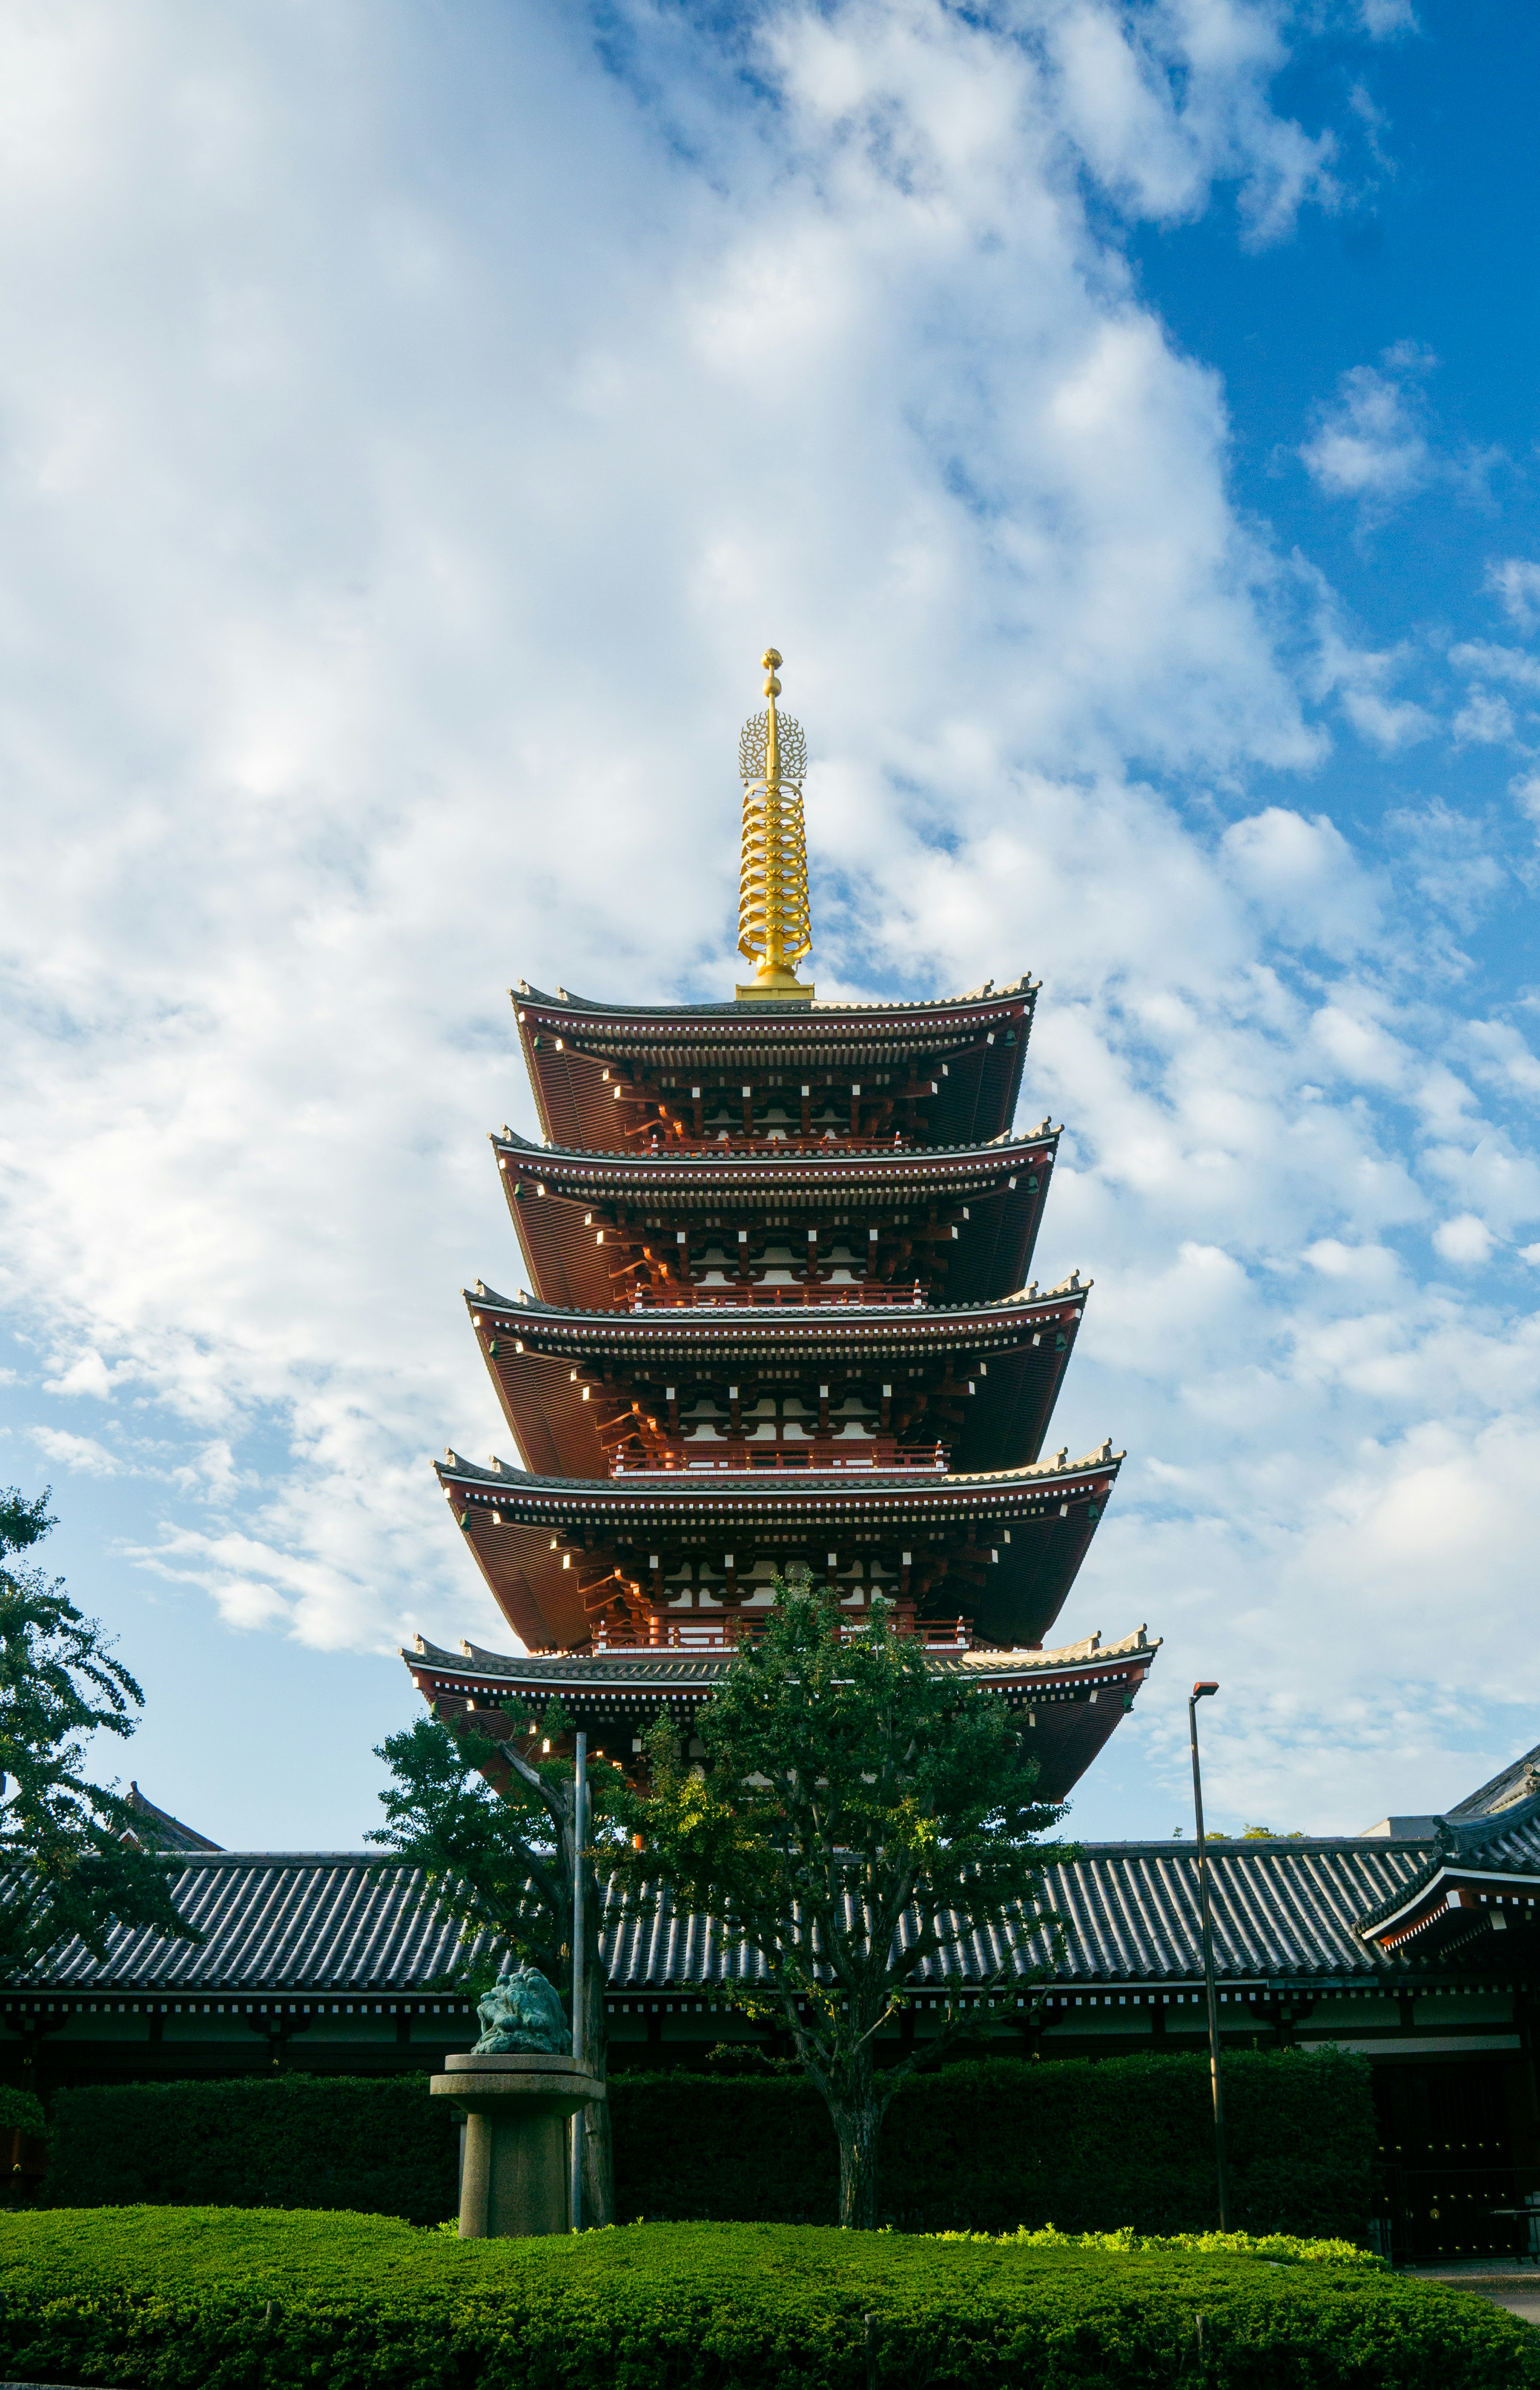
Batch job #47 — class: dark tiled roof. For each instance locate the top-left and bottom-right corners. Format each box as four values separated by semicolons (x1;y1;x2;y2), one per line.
467;1274;1090;1330
513;977;1037;1022
6;1855;496;1995
14;1808;1540;2003
436;1443;1122;1501
124;1784;222;1854
407;1625;1157;1691
493;1124;1052;1170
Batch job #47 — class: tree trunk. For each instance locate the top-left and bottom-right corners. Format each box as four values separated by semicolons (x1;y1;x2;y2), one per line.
831;2066;884;2230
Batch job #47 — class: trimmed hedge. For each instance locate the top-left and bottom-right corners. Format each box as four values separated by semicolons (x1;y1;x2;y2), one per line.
613;2052;1375;2237
48;2076;458;2225
45;2051;1374;2237
0;2086;47;2139
0;2211;1535;2390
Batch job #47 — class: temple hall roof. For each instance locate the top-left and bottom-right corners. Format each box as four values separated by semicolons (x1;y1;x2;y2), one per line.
12;1800;1535;2004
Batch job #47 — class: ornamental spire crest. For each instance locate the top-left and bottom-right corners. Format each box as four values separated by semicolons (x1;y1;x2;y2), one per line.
736;647;814;1001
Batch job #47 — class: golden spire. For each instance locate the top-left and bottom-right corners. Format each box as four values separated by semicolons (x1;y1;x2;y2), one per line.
735;647;814;1001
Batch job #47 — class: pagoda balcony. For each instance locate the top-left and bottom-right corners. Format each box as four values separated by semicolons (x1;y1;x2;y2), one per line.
621;1130;928;1155
606;1437;951;1478
590;1608;976;1653
629;1278;928;1311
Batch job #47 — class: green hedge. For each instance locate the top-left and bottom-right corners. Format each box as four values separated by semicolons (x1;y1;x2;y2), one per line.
0;2085;47;2140
47;2076;458;2225
45;2051;1374;2238
613;2052;1375;2237
1;2212;1535;2390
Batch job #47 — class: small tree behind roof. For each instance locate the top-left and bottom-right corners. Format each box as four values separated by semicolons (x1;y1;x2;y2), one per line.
0;1487;201;1978
617;1580;1071;2229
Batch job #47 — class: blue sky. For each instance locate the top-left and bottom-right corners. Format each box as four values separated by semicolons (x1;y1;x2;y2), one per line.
1;0;1538;1851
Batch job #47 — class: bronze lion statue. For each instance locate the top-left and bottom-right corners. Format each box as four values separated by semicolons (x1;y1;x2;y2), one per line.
472;1960;570;2054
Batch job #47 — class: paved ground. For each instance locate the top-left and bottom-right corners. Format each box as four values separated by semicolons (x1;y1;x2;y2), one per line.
1405;2262;1540;2327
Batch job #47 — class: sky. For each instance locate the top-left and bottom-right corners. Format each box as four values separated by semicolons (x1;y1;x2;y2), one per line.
2;0;1538;1851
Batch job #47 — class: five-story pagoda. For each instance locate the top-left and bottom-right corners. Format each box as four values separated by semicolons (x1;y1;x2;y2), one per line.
407;654;1158;1801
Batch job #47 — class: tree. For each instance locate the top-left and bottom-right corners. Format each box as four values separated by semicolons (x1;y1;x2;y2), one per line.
0;1487;200;1976
618;1581;1069;2228
370;1705;624;2226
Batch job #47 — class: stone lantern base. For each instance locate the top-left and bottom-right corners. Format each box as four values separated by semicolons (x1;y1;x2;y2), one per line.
432;2051;606;2237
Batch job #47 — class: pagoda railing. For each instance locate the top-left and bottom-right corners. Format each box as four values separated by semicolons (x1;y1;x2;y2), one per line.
608;1439;950;1478
630;1280;927;1311
590;1612;976;1653
624;1133;926;1155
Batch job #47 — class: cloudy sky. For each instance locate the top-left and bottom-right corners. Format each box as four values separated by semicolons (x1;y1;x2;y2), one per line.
2;0;1537;1849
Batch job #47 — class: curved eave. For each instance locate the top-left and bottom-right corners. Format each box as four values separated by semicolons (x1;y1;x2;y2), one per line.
466;1280;1088;1478
436;1448;1122;1653
1359;1863;1540;1956
404;1622;1159;1806
494;1130;1057;1313
513;979;1036;1152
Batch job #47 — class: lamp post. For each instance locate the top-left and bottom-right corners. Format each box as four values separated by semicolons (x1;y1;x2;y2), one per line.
1188;1681;1230;2232
569;1731;588;2233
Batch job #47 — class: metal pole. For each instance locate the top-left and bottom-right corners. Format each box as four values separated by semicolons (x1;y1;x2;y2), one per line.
569;1731;587;2233
1189;1684;1230;2232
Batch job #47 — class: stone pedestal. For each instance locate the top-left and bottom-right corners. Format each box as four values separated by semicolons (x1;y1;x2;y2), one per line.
432;2051;606;2238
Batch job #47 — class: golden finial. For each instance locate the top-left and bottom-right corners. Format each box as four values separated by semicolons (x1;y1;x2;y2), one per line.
735;647;814;1001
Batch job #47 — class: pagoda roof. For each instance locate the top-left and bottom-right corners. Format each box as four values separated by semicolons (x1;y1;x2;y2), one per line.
436;1441;1121;1653
405;1624;1159;1806
513;974;1036;1028
466;1275;1089;1480
408;1620;1154;1694
513;977;1036;1152
494;1124;1056;1313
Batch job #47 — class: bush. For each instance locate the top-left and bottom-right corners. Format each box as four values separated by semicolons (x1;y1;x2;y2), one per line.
47;2076;456;2224
612;2051;1375;2238
0;2211;1534;2390
46;2051;1374;2239
0;2086;48;2141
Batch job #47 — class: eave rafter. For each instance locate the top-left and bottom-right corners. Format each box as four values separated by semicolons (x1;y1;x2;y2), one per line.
511;977;1039;1155
463;1277;1091;1480
492;1127;1057;1314
434;1444;1122;1657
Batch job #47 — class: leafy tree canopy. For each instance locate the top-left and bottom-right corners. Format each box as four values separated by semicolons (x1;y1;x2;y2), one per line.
0;1487;199;1977
615;1581;1071;2226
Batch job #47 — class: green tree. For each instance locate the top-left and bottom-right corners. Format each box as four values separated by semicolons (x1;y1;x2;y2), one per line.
0;1488;199;1976
618;1581;1068;2229
370;1705;625;2226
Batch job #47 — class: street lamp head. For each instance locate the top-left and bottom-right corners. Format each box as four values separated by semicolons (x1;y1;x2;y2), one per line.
1191;1681;1219;1700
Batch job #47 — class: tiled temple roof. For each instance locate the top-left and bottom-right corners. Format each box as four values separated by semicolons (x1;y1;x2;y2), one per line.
438;1441;1122;1499
492;1122;1054;1174
12;1800;1537;2002
513;976;1038;1022
407;1621;1157;1693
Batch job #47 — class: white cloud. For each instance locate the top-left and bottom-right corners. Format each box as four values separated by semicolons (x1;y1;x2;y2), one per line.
1300;349;1432;510
1431;1214;1494;1266
1486;558;1540;631
1452;687;1517;746
1359;0;1418;34
29;1425;122;1476
1449;639;1540;693
42;1349;116;1400
0;0;1534;1841
1220;807;1379;954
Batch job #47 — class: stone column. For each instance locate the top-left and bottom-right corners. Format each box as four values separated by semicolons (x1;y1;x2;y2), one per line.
433;2052;606;2238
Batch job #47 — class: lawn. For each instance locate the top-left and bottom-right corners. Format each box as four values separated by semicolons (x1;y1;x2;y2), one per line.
0;2209;1534;2388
